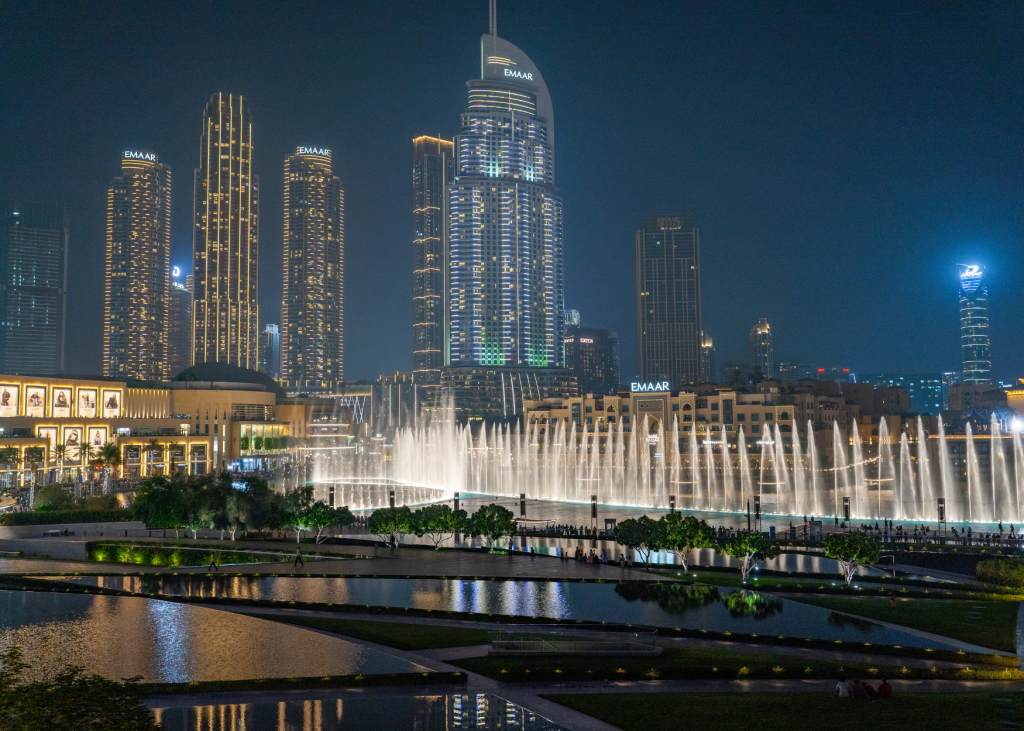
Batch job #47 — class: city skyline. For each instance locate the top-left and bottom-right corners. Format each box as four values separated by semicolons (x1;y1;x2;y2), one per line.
1;3;1021;382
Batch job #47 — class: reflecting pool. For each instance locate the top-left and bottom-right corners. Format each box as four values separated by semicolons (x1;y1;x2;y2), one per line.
0;590;424;682
152;691;565;731
55;576;963;650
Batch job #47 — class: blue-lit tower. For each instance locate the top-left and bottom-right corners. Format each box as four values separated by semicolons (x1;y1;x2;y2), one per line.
445;17;563;368
959;265;991;384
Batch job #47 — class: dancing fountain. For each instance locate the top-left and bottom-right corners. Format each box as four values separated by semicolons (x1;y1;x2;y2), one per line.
311;398;1024;523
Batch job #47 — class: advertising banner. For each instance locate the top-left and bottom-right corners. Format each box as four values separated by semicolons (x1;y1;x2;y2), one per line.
26;386;46;417
88;426;108;449
78;388;97;419
62;426;84;463
37;427;58;463
101;389;121;419
52;387;72;418
0;384;19;417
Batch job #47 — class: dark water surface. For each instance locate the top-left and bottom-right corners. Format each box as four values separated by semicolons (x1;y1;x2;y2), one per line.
0;590;423;682
56;575;962;650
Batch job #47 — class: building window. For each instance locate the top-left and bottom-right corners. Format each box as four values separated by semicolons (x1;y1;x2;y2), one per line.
737;414;745;422
751;425;760;434
623;416;629;424
586;417;592;424
711;414;719;423
765;413;773;421
622;405;629;413
751;413;759;421
683;415;692;422
711;402;719;411
672;404;679;411
585;406;592;413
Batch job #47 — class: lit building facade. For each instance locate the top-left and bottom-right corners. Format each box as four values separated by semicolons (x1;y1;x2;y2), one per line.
959;265;990;384
167;269;192;377
700;332;716;384
446;32;563;369
749;318;774;378
0;203;67;375
192;93;259;369
636;215;701;388
441;366;576;423
104;151;171;381
565;325;620;396
282;147;343;388
258;324;280;381
412;136;454;385
861;373;944;414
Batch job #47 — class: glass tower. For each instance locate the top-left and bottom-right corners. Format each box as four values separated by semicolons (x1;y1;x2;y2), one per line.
282;147;343;388
959;265;990;384
446;32;564;368
0;202;67;375
104;150;171;380
167;270;192;378
636;215;702;388
192;93;259;370
749;318;774;379
413;136;454;385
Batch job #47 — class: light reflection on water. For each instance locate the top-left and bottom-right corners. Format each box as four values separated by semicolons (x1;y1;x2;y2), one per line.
0;591;422;682
153;692;565;731
57;576;961;649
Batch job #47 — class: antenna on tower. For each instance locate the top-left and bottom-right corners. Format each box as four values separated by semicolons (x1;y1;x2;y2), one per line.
489;0;497;36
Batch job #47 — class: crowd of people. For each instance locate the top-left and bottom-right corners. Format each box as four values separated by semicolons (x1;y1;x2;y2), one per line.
836;676;893;700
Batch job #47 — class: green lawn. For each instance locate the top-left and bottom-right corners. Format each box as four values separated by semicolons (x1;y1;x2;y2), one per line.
240;612;492;651
789;596;1019;653
544;692;1024;731
450;644;1020;683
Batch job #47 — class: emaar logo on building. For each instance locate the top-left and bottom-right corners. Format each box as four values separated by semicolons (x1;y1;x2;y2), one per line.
504;68;533;81
299;147;330;157
124;151;156;161
631;381;670;393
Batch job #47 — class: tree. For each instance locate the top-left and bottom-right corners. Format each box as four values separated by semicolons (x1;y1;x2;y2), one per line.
662;514;716;572
90;442;122;492
823;531;881;586
145;439;160;477
238;477;287;539
413;503;467;549
34;484;75;512
466;503;516;550
0;645;157;731
132;475;188;537
284;485;315;542
720;532;782;582
298;501;355;544
0;446;18;489
53;443;69;483
368;506;414;548
615;515;665;570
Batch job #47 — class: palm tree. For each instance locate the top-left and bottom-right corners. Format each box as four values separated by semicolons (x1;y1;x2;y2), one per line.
53;443;68;483
0;446;18;490
24;446;43;509
91;442;122;495
146;438;160;476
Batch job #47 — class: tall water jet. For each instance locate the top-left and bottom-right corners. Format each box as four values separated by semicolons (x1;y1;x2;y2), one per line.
916;417;934;523
722;428;735;510
937;422;956;522
832;423;849;519
772;424;791;514
1013;425;1024;523
807;420;821;516
738;427;752;512
877;419;895;518
850;424;867;518
965;423;980;522
791;422;805;518
688;430;701;510
898;432;913;521
991;414;1009;523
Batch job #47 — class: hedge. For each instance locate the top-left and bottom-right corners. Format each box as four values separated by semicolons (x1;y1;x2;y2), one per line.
0;508;135;527
976;558;1024;589
86;542;282;567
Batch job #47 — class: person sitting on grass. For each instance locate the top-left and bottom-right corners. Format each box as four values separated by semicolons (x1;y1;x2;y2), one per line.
835;675;851;698
850;678;868;699
878;679;893;699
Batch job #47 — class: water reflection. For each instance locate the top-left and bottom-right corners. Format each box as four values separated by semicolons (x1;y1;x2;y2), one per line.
614;583;783;619
0;591;422;682
153;692;565;730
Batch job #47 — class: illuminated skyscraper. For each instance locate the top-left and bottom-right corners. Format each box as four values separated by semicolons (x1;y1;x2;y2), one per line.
258;324;280;381
192;93;259;369
959;264;990;384
413;136;454;385
446;21;563;368
282;146;343;387
0;202;67;375
749;318;774;379
103;150;171;380
700;332;717;383
636;215;702;387
167;268;192;377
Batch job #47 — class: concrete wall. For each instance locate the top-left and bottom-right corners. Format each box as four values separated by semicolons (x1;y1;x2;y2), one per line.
0;521;146;539
0;538;87;560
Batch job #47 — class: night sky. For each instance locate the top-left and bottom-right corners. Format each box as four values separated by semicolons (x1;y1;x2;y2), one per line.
1;1;1021;382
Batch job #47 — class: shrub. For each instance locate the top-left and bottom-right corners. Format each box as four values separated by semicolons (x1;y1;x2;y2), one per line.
976;557;1024;588
0;508;135;526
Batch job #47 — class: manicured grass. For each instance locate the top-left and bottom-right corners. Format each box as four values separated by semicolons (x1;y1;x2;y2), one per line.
240;612;493;651
543;692;1024;731
789;596;1019;653
450;644;1021;683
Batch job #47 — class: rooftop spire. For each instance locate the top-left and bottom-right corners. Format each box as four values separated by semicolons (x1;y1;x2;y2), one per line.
489;0;496;36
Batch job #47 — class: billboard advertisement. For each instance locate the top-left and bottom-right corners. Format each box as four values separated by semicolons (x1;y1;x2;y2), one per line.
88;426;108;449
0;384;19;417
62;426;84;463
37;427;58;463
101;389;121;419
78;388;97;419
26;386;46;417
52;387;72;418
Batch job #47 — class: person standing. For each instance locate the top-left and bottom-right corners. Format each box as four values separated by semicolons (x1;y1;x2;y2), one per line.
294;546;304;568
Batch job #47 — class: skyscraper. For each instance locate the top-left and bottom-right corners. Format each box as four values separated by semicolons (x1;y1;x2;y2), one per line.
565;324;620;396
636;215;702;388
282;146;343;388
258;324;280;381
412;136;454;385
749;318;774;379
103;150;171;380
959;264;990;384
446;22;563;369
167;268;192;377
0;203;67;375
192;93;259;370
700;332;717;384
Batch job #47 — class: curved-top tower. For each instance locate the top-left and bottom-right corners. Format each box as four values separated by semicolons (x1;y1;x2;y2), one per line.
446;27;563;368
959;264;991;384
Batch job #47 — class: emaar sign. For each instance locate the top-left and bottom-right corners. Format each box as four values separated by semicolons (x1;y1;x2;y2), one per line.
504;68;533;81
631;381;670;393
124;151;156;162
